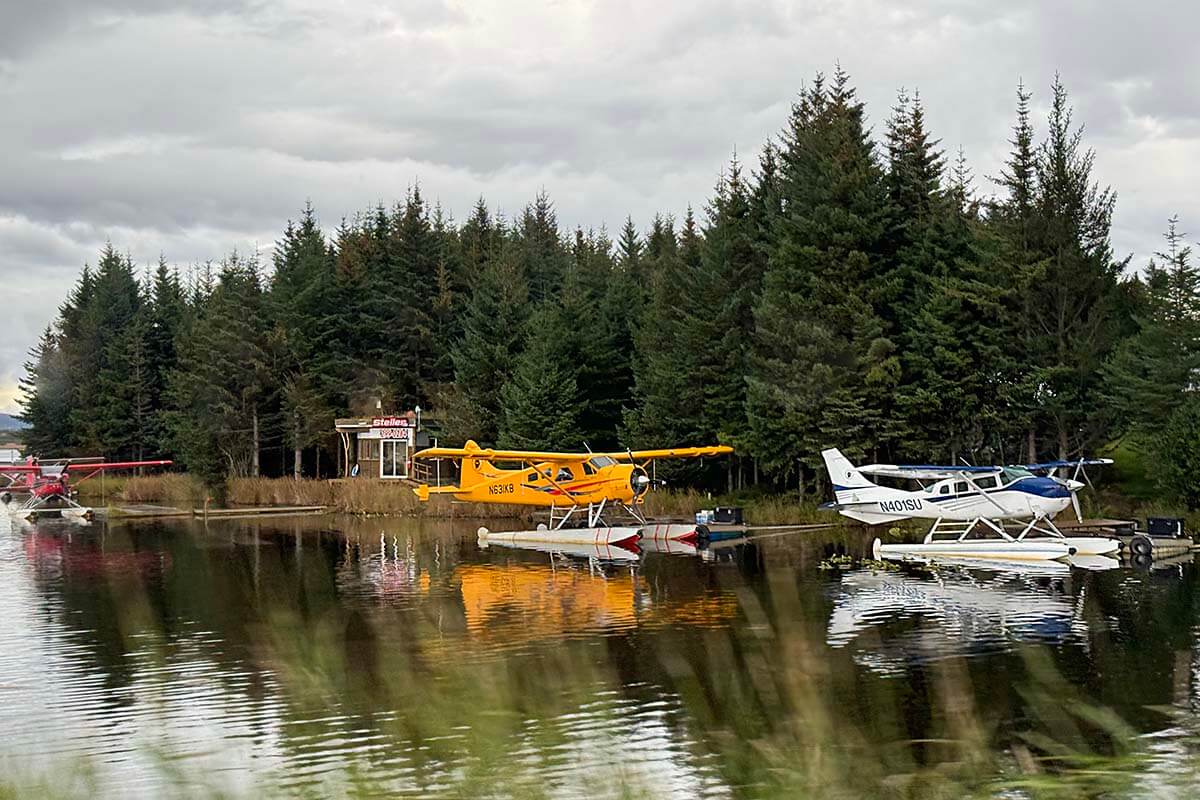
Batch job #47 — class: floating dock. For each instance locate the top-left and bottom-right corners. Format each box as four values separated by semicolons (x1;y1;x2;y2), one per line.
107;504;328;521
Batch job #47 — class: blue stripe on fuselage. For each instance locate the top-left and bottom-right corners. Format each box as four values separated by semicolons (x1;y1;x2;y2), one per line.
924;477;1067;503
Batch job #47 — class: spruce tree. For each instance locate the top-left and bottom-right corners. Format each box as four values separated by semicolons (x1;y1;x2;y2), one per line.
625;212;702;454
1103;216;1200;436
1025;77;1125;459
515;192;570;306
450;237;529;444
166;253;272;484
498;304;585;450
746;68;895;488
18;328;72;455
689;157;763;453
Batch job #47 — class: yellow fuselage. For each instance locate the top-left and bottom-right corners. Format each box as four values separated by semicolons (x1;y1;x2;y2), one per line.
448;459;639;507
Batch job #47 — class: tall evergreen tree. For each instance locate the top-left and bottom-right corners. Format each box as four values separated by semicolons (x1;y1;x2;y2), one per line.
746;68;896;490
498;304;585;450
515;192;570;306
18;328;72;455
1024;77;1125;459
1103;216;1200;436
450;236;529;444
166;253;272;485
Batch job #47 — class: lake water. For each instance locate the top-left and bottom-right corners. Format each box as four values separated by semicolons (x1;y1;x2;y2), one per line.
2;514;1200;798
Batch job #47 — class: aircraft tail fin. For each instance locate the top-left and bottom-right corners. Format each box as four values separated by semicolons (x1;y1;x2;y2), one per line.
821;448;876;492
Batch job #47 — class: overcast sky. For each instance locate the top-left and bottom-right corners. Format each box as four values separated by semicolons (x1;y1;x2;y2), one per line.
1;0;1197;413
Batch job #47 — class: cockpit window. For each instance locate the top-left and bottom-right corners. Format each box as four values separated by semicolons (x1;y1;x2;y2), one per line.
582;462;595;475
1001;467;1033;484
588;456;616;469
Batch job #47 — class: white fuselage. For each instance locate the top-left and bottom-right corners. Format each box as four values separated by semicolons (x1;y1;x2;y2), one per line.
832;472;1072;525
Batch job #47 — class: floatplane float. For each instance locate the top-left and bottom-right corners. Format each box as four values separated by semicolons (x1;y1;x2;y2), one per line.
0;457;172;521
821;448;1119;562
477;531;643;562
412;440;731;548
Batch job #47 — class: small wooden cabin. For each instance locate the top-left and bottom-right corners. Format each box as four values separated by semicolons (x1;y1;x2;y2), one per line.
334;411;435;479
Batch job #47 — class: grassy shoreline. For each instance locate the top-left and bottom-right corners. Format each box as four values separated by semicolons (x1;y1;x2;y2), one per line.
76;472;1199;529
76;474;830;524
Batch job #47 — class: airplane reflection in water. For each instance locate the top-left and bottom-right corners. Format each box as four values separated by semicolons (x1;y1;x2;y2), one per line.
461;541;747;645
827;561;1096;674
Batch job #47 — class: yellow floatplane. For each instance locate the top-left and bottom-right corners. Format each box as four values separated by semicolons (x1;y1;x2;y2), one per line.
412;440;731;547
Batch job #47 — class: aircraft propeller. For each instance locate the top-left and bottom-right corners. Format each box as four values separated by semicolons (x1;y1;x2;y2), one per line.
1048;458;1092;523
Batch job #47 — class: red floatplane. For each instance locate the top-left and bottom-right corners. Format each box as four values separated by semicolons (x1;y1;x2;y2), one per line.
0;457;172;521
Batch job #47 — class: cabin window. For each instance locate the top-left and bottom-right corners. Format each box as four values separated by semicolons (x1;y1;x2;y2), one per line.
975;475;998;489
555;467;573;482
582;462;596;476
954;481;969;493
526;472;539;482
357;439;380;460
939;485;950;495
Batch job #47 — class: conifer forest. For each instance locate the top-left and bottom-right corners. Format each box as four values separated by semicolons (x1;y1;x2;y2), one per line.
19;71;1200;503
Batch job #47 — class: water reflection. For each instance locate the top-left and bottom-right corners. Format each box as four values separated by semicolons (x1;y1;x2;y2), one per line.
0;513;1199;797
827;563;1082;674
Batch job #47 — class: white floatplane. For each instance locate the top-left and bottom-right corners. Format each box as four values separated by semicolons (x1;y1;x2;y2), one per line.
822;448;1119;559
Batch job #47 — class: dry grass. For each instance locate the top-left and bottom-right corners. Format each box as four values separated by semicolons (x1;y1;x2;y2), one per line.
82;472;828;523
76;474;206;506
227;477;529;518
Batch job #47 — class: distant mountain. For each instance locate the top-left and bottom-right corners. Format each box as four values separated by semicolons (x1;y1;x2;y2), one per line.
0;414;27;431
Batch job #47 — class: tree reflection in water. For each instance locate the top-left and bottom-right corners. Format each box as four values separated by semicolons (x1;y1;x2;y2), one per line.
0;515;1197;797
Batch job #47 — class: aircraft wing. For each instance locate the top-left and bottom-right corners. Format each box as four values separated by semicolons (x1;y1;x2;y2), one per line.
604;446;733;461
858;463;999;480
413;446;589;463
64;459;173;473
1023;458;1114;471
0;465;41;473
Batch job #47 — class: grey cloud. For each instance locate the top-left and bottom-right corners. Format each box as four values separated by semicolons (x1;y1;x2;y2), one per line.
1;0;1199;411
0;0;261;60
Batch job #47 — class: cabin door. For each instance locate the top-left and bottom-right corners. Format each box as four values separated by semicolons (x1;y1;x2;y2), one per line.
380;440;404;479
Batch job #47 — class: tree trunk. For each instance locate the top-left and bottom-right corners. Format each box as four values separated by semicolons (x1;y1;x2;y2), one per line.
727;461;733;494
752;458;759;487
293;422;302;481
798;465;806;501
251;410;260;478
1058;426;1069;462
1027;429;1036;464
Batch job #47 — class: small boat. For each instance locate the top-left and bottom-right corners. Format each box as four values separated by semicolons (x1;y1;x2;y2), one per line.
477;525;641;549
873;537;1073;562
